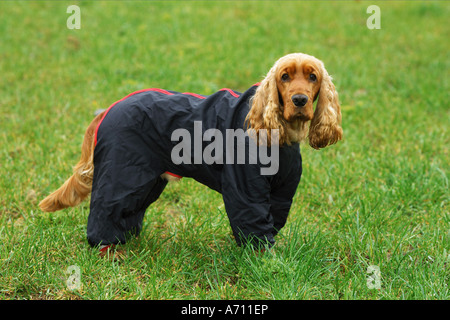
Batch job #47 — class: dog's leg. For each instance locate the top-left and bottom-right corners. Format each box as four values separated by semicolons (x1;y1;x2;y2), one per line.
87;175;168;247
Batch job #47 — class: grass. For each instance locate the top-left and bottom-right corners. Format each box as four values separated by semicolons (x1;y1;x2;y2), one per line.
0;1;449;300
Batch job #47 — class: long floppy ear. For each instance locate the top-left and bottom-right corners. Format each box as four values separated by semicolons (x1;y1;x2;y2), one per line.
309;65;343;149
246;66;286;145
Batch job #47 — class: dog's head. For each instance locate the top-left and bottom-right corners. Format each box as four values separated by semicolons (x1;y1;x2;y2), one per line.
246;53;343;148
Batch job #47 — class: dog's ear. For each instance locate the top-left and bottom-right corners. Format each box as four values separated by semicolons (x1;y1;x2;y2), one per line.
309;65;343;149
246;66;286;145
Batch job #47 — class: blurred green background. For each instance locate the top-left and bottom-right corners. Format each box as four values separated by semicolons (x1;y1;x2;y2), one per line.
0;1;448;299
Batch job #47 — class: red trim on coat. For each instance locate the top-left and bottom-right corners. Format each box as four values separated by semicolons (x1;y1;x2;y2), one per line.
164;171;183;179
94;86;247;146
94;88;174;146
182;92;206;99
219;88;240;98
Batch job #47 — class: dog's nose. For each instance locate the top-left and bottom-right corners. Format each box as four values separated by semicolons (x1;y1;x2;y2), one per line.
292;94;308;107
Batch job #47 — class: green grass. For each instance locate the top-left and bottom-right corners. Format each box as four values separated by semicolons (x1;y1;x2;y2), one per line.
0;1;449;300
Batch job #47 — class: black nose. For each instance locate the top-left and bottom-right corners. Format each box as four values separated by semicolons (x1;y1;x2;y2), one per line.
292;94;308;107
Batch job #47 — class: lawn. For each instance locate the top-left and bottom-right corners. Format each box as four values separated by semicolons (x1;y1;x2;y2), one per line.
0;1;448;300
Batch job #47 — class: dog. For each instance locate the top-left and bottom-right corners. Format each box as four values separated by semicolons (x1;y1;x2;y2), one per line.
39;53;342;249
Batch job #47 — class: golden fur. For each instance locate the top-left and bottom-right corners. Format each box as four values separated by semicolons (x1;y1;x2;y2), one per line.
246;53;343;148
39;53;342;213
39;111;104;212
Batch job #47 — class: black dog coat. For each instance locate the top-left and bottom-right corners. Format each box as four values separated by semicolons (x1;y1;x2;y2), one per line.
88;84;302;248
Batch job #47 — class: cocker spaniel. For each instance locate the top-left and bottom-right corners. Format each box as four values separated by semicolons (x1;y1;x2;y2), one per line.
39;53;342;250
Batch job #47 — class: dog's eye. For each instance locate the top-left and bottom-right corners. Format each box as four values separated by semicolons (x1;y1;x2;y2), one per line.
281;73;290;82
309;74;317;82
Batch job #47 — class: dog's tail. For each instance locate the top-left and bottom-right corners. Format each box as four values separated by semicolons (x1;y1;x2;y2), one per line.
39;111;105;212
